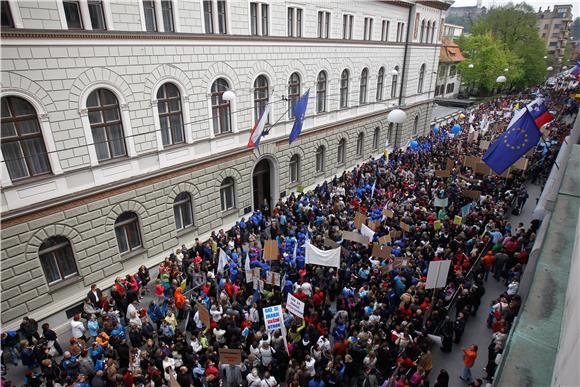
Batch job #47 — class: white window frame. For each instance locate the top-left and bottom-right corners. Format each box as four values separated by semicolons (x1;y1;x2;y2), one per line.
207;75;237;138
248;1;269;36
251;74;272;125
287;6;303;37
356;133;364;157
289;154;299;183
381;19;390;42
173;192;194;230
342;13;354;39
78;84;137;166
220;177;236;211
5;0;23;28
317;10;330;39
315;146;325;173
363;16;373;40
151;79;193;151
337;139;346;165
200;0;227;34
58;0;114;30
0;91;63;187
372;127;380;150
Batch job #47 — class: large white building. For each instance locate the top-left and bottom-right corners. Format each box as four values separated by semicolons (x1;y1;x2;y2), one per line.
0;0;451;329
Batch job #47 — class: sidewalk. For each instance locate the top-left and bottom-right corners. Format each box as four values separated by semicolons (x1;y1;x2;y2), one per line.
427;182;542;386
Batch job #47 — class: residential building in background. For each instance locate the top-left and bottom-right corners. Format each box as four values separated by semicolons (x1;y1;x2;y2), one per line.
0;0;451;330
442;22;464;38
435;28;465;99
538;4;574;68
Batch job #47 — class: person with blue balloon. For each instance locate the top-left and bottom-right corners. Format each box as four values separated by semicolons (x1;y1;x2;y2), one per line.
432;127;440;134
452;124;461;135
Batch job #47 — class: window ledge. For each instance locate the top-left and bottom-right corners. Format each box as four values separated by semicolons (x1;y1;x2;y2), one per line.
176;225;197;237
96;156;130;167
213;131;236;139
160;142;189;152
221;208;238;217
48;275;83;293
119;247;147;261
5;172;54;188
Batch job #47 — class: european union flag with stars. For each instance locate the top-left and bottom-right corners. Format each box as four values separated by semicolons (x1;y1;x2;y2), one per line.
482;109;540;175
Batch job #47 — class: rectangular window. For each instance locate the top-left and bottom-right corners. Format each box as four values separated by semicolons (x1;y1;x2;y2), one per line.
287;7;294;37
343;14;353;39
318;11;323;38
364;17;373;40
381;20;390;41
161;0;174;32
290;158;298;183
261;3;268;36
317;11;330;38
217;0;227;34
143;0;157;31
296;8;302;37
250;2;258;35
1;1;14;28
88;1;106;30
63;1;83;29
203;0;213;33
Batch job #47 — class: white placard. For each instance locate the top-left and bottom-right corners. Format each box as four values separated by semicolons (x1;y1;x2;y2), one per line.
305;243;341;268
286;293;305;318
263;305;284;332
425;260;452;290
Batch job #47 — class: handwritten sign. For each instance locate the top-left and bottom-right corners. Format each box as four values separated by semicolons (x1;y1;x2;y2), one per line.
434;220;442;231
446;158;455;170
464;156;480;169
479;140;490;151
324;237;340;249
354;212;366;230
263;305;283;331
267;272;281;287
379;234;391;244
196;302;211;328
400;222;411;233
297;184;305;193
454;215;463;225
383;208;394;218
342;231;369;245
371;243;392;259
367;220;380;231
286;293;305;318
434;197;448;208
474;162;491;176
435;169;451;178
513;157;528;171
463;190;481;200
264;240;279;261
219;348;242;365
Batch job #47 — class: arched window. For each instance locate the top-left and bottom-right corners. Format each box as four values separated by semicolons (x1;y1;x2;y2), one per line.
418;64;426;93
376;67;385;101
391;66;399;98
337;138;346;164
114;212;142;254
220;177;235;211
288;72;301;119
254;75;269;123
289;154;300;183
372;127;380;150
174;192;194;230
1;96;51;180
426;21;431;43
359;68;368;105
431;22;437;43
38;236;78;285
157;83;184;146
87;89;127;162
316;71;327;113
340;69;349;108
356;132;364;156
211;78;232;135
388;122;394;144
315;146;325;172
413;115;419;135
420;20;425;42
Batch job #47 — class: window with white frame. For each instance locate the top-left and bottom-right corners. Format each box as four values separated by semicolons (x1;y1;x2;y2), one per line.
39;236;78;285
250;2;268;36
157;83;184;146
216;0;227;33
431;22;436;43
337;138;346;164
359;68;368;104
381;20;389;41
1;96;52;181
315;146;325;172
340;69;349;108
376;67;385;101
211;78;232;135
203;0;213;33
203;0;227;34
413;115;419;135
88;1;107;30
372;127;380;150
397;22;405;42
288;72;301;119
250;2;257;35
63;1;83;29
391;66;399;99
388;122;393;144
253;75;269;123
419;20;425;43
1;1;14;28
115;212;142;254
220;177;235;211
356;132;364;156
418;64;425;93
317;11;330;38
363;17;373;40
342;14;353;39
289;154;300;183
287;7;302;37
316;71;327;113
449;64;457;77
86;89;127;162
143;0;157;31
261;3;268;36
161;0;175;32
174;192;194;230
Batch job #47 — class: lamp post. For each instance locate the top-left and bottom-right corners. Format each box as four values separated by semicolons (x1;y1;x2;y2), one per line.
387;107;407;150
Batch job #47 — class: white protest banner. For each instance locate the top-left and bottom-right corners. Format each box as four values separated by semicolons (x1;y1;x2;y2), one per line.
286;293;305;318
360;224;376;242
434;197;448;208
263;305;284;332
305;242;341;268
425;260;452;290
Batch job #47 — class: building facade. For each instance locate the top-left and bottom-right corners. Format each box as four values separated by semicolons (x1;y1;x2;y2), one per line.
435;35;464;99
0;0;450;329
538;5;573;68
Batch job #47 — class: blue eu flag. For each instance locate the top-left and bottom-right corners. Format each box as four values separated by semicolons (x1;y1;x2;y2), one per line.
482;109;540;175
288;90;310;144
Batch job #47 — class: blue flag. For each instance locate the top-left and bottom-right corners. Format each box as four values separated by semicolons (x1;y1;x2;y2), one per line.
482;109;540;175
288;90;310;144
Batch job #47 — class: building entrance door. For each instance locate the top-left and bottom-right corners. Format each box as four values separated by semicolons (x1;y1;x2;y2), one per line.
252;159;271;214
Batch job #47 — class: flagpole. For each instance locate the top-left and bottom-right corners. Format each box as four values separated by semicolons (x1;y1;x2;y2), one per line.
262;104;291;136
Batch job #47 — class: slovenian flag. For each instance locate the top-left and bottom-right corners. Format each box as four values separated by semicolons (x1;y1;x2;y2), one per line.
247;104;272;148
527;98;553;128
571;62;580;78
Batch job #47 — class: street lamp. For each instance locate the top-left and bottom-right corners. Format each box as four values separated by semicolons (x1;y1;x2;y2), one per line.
504;68;509;72
468;63;474;69
496;75;507;83
387;108;407;124
391;69;399;76
543;55;548;59
222;90;236;101
547;66;554;71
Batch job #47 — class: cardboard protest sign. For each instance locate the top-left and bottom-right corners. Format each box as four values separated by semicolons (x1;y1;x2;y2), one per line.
461;203;473;218
267;271;281;287
342;231;369;245
245;270;253;283
196;302;211;327
474;162;491;176
435;169;451;178
479;141;490;151
434;197;448;208
367;220;381;231
464;156;480;169
371;243;392;259
393;258;409;268
425;260;452;289
463;190;481;200
379;234;391;244
390;229;402;239
453;215;463;225
324;237;340;249
253;275;259;290
446;158;454;170
354;212;366;230
258;279;265;293
263;305;284;331
400;222;411;233
383;208;394;218
286;293;305;318
433;220;442;231
219;348;242;365
264;240;279;261
513;157;528;171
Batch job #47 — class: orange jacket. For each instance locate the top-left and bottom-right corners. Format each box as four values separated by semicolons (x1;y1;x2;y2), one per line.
482;253;495;269
174;288;186;310
463;349;477;367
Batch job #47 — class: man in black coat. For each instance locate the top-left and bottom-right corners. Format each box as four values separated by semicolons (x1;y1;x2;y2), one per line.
41;323;63;355
176;366;193;387
87;284;103;307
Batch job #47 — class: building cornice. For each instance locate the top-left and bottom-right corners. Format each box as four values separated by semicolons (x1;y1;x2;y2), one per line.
1;100;433;227
416;1;453;11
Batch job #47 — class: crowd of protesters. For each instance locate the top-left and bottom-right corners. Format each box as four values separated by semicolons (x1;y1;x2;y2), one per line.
1;83;577;387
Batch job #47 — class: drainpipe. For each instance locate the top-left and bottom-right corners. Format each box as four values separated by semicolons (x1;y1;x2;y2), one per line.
394;4;414;149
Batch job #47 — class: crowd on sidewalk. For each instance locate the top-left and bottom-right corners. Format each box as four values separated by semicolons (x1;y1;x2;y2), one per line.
1;85;577;387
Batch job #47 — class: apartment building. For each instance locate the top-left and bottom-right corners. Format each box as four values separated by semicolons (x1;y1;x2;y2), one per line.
538;4;574;68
